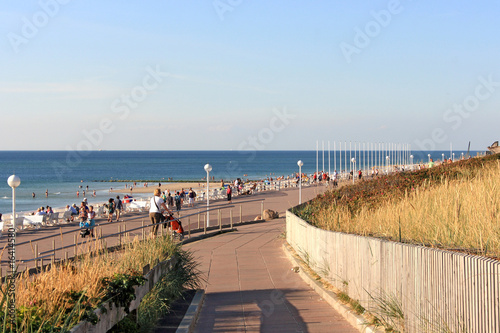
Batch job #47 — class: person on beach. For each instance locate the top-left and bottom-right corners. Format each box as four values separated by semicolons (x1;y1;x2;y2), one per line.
93;190;96;197
45;189;48;197
188;188;196;207
165;191;173;209
115;196;123;222
32;192;35;198
227;185;232;203
149;188;170;236
358;170;363;180
79;204;94;238
105;198;115;223
76;191;79;197
179;189;186;205
174;192;182;212
66;205;77;221
79;201;89;227
87;205;96;237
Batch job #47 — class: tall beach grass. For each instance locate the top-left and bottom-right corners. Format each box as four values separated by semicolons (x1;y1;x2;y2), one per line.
295;155;500;259
0;234;191;332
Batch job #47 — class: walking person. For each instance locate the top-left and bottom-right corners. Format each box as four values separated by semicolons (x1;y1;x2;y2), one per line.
188;188;196;207
115;196;123;222
227;185;232;203
87;205;96;237
174;192;182;212
149;188;170;236
166;191;174;209
105;198;115;223
179;189;186;206
79;201;90;237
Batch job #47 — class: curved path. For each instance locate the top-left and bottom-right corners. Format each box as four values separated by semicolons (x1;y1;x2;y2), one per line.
185;186;358;333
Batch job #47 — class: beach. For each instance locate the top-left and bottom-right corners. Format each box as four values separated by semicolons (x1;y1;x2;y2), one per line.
110;181;222;195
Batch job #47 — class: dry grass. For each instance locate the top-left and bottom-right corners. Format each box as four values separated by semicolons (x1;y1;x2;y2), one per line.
312;159;500;259
2;234;177;329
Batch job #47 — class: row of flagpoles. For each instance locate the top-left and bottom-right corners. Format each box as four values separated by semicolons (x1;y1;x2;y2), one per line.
315;141;413;177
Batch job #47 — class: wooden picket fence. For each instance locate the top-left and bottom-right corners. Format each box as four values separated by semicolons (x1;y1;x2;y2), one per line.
286;210;500;333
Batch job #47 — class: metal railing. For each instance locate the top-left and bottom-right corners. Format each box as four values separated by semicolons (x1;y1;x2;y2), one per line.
0;198;266;275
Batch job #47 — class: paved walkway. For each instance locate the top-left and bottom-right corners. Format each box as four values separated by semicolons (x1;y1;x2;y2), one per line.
184;187;358;332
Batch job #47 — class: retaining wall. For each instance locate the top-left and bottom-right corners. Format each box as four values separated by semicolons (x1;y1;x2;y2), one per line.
70;256;177;333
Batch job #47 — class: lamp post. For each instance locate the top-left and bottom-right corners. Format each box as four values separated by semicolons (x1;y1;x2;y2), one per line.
452;153;455;162
297;160;303;204
386;156;390;175
427;154;431;163
410;155;414;171
7;175;20;327
442;153;445;162
351;158;356;184
204;164;212;227
461;152;464;160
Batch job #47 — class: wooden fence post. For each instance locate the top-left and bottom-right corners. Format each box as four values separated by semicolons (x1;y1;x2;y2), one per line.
230;209;233;229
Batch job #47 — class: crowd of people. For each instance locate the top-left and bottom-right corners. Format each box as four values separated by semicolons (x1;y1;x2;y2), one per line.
59;195;125;238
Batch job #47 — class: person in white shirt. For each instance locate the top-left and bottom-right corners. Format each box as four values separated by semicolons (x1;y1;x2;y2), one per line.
35;207;47;216
149;188;171;236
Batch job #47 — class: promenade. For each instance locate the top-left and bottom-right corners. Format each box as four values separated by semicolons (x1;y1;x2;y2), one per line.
1;182;359;332
182;185;358;332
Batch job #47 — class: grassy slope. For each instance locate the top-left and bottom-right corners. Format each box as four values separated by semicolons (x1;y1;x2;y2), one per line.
293;154;500;259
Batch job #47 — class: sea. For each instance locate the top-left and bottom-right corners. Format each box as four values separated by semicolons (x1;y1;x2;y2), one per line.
0;150;480;215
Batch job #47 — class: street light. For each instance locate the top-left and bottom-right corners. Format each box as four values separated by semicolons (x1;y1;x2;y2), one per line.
461;152;464;160
204;164;212;228
452;153;455;162
410;155;414;171
297;160;303;204
351;158;356;184
386;156;390;175
442;153;445;162
7;175;20;326
427;154;431;163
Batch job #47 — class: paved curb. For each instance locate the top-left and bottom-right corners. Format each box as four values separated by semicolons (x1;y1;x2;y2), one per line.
282;242;382;333
175;289;206;333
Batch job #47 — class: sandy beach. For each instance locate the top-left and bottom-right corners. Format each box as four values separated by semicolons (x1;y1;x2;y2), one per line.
110;182;223;194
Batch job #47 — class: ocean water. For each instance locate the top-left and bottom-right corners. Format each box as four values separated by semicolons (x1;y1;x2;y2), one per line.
0;150;479;215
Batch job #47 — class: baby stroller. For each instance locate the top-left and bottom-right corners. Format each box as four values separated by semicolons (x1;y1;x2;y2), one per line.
164;213;184;240
79;221;91;238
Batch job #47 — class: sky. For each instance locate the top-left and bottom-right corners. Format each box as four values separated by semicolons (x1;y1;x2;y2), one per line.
0;0;499;151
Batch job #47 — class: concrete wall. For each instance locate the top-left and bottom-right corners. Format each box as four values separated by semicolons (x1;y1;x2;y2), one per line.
286;210;500;333
70;256;177;333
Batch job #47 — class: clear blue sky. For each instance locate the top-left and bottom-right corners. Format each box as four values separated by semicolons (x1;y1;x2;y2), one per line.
1;0;499;151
